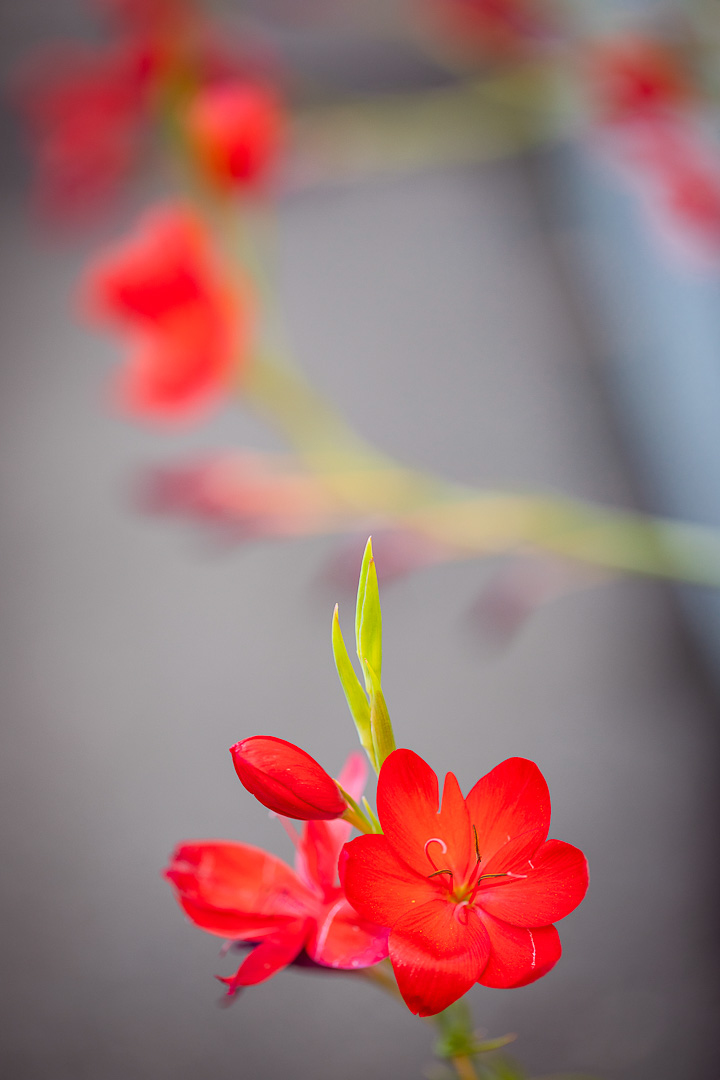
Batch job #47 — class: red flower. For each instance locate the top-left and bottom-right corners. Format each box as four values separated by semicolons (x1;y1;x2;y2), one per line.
341;749;588;1016
13;40;153;221
231;736;346;820
185;81;284;191
165;753;389;993
83;204;249;420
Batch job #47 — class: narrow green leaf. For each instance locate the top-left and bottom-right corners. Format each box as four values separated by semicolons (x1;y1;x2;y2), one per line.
362;658;396;768
332;605;375;766
356;537;382;692
355;537;374;655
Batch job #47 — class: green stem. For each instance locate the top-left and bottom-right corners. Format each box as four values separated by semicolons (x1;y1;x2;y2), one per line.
448;1055;480;1080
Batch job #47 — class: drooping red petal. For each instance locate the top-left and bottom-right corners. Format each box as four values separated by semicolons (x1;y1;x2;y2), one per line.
306;894;389;969
478;839;588;927
177;898;294;940
165;841;315;922
221;918;312;990
478;912;561;988
465;757;550;866
389;899;491;1016
231;736;346;820
340;834;438;928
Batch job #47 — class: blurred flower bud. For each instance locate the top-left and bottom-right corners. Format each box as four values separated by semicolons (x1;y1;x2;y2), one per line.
230;736;346;820
185;81;284;191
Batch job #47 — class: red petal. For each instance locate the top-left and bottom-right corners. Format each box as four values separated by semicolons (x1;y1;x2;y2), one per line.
307;894;389;969
221;919;311;990
177;898;293;940
295;820;339;896
478;839;588;927
295;751;369;891
377;750;471;879
231;736;346;820
465;757;550;865
479;827;546;877
165;841;315;923
341;834;437;927
389;899;491;1016
478;914;561;988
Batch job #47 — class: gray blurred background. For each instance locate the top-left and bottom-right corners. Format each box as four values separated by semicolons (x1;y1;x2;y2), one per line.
1;2;719;1079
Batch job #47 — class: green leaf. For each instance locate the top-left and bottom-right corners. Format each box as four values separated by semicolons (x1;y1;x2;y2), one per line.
355;537;382;692
362;658;396;769
332;605;375;767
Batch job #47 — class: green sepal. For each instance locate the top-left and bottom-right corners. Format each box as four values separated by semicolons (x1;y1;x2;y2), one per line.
355;538;382;693
362;658;396;768
332;605;375;767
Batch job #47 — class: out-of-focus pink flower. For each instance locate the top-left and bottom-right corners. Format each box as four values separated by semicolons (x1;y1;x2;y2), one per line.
231;736;347;821
185;82;285;191
135;452;349;539
165;753;389;995
83;204;249;420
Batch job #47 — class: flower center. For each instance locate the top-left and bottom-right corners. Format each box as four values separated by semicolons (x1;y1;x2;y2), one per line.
423;826;512;913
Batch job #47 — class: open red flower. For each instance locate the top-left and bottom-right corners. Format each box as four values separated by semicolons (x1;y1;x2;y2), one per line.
83;204;250;420
231;736;346;820
341;749;588;1016
185;81;284;191
165;754;389;994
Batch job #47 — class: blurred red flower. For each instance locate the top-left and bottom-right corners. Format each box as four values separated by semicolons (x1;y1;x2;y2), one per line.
165;754;389;993
185;81;285;191
13;39;155;220
423;0;553;61
231;736;347;820
341;749;588;1016
589;37;691;123
83;204;250;420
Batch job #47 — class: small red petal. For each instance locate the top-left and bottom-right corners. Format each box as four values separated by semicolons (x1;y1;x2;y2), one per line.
389;899;491;1016
222;919;311;990
478;839;588;927
478;914;561;988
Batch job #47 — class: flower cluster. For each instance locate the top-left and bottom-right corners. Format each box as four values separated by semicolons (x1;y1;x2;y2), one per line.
165;541;588;1017
13;0;284;221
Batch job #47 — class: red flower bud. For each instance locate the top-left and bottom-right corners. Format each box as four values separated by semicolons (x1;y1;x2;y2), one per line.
185;82;284;191
230;736;346;820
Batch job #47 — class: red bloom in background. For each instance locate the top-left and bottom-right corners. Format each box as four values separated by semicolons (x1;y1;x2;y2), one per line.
165;754;389;994
589;38;720;262
231;736;346;820
341;749;587;1016
84;204;250;420
185;82;285;192
423;0;553;62
13;40;154;220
